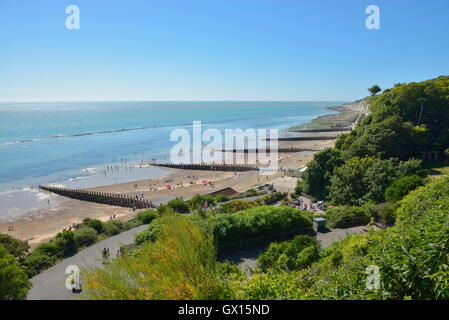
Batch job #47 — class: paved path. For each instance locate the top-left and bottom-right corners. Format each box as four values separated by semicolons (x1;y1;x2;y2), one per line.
221;225;370;276
27;224;148;300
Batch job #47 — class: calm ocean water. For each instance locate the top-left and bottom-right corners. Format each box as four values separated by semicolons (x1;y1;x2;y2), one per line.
0;101;343;221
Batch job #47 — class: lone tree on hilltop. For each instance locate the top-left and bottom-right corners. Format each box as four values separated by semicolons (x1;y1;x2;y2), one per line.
368;85;382;96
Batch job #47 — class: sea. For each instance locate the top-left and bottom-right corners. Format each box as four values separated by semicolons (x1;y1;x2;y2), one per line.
0;101;344;221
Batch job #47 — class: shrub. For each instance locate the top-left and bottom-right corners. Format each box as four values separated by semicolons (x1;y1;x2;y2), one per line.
83;214;221;299
258;235;320;272
215;194;229;203
189;194;216;210
87;219;103;233
0;245;32;300
102;222;121;237
209;206;313;246
166;197;190;213
22;247;55;277
325;205;369;228
73;226;98;246
135;219;162;245
363;202;396;224
0;234;29;259
108;219;125;230
385;175;424;202
135;210;159;224
53;230;77;256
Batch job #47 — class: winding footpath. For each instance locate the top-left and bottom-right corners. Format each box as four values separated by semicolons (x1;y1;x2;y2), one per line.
27;223;370;300
27;224;148;300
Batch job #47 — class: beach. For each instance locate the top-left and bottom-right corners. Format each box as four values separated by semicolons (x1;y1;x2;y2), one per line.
0;100;367;248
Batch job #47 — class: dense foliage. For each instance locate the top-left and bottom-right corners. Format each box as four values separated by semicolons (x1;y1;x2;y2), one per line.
83;214;226;299
136;205;313;247
257;235;320;272
213;192;288;214
0;234;29;259
325;205;370;228
208;206;313;246
339;76;449;160
299;76;449;204
235;176;449;299
328;157;422;205
0;245;31;300
384;175;424;202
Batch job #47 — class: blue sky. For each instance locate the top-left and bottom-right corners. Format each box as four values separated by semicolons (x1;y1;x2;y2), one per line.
0;0;448;102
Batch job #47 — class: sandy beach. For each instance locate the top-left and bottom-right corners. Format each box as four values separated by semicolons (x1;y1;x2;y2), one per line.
0;100;367;248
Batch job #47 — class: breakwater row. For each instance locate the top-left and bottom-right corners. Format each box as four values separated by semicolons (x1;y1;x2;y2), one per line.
289;127;351;133
219;146;325;153
151;163;258;171
39;185;157;209
266;136;339;141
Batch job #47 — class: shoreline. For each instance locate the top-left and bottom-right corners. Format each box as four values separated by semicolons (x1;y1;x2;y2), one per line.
0;99;367;248
287;98;369;131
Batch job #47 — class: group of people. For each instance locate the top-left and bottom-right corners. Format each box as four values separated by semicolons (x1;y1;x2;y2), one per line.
102;246;125;264
288;198;326;212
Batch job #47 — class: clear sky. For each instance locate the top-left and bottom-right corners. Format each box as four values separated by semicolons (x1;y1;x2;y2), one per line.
0;0;448;102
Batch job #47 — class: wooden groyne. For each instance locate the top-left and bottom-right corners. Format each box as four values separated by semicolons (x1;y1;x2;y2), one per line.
152;162;258;172
289;127;351;133
39;185;157;209
266;136;339;141
219;146;324;153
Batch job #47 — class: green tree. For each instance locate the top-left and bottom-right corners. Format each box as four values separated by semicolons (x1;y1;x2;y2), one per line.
0;245;31;300
0;234;29;259
299;148;343;199
368;85;381;96
385;175;424;202
87;219;103;233
73;226;98;246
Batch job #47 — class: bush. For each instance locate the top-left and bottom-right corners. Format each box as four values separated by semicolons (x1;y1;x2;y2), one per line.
102;222;121;237
215;194;229;203
73;226;98;246
135;210;159;224
385;175;424;202
189;194;216;210
0;234;29;259
258;235;320;272
22;244;57;277
209;206;313;246
87;219;103;233
135;219;162;245
262;192;288;205
108;219;126;230
84;214;221;299
0;245;32;299
325;205;370;228
53;230;77;256
166;197;190;213
363;202;396;224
